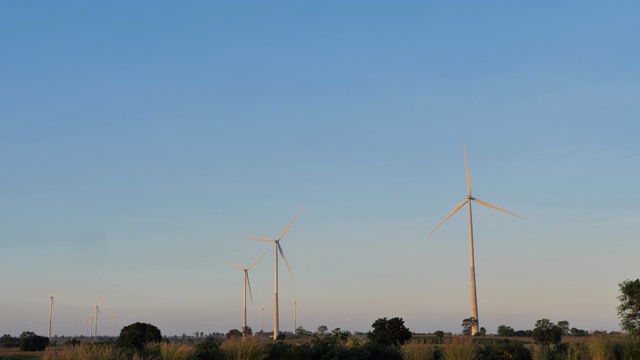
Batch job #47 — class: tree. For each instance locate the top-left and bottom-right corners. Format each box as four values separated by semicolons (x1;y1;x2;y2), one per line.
479;327;487;336
617;279;640;337
497;325;515;337
433;330;445;343
226;329;242;339
461;317;478;336
557;320;570;335
532;319;562;346
317;325;328;335
116;322;162;349
1;334;17;348
19;332;49;351
366;317;412;346
242;326;252;337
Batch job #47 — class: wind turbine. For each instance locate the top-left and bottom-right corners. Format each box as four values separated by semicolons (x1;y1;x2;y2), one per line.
111;316;117;337
226;250;269;336
291;298;300;335
91;303;101;337
429;144;525;335
245;208;302;340
257;304;265;333
46;291;57;339
88;314;94;337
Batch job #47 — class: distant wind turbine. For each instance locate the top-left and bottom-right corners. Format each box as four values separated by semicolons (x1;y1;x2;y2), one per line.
291;298;300;335
111;316;117;337
245;208;302;340
46;291;58;339
257;304;265;333
91;303;101;337
226;250;269;336
429;144;525;335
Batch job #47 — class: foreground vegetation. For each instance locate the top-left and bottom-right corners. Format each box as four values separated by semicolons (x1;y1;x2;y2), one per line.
0;332;634;360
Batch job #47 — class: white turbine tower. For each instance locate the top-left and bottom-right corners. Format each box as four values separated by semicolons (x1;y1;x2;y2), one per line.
226;250;269;336
111;316;117;337
429;144;525;335
89;314;94;337
46;291;58;339
245;208;302;340
291;298;299;335
91;303;101;337
257;304;265;333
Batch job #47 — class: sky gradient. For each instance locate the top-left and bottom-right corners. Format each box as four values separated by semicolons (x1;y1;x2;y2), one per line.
1;1;639;337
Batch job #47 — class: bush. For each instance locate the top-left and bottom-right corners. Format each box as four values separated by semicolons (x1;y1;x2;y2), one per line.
19;332;49;351
367;317;412;346
115;322;162;350
193;336;224;360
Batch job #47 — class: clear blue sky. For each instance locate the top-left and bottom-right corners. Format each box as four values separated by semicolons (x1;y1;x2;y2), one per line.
1;1;639;337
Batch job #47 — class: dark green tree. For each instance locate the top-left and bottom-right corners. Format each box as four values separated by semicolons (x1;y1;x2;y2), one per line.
226;329;242;339
433;330;445;343
317;324;328;335
115;322;162;349
497;325;515;337
1;334;17;348
617;279;640;337
557;320;570;335
532;319;562;346
19;332;49;351
193;336;224;360
366;317;412;346
461;317;478;336
242;326;252;337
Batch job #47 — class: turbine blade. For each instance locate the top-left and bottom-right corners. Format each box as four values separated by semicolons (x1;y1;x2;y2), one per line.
278;243;295;282
246;272;254;302
248;250;269;270
472;198;526;220
464;143;472;195
244;236;276;243
278;208;303;241
428;199;469;236
225;260;245;270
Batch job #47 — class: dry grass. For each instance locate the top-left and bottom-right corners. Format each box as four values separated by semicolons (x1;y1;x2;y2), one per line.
155;343;192;360
219;336;268;360
42;343;130;360
441;336;477;360
401;341;436;360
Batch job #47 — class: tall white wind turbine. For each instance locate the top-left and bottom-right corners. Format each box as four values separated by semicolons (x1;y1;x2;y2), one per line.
429;144;525;335
226;250;269;335
46;291;57;339
245;208;302;340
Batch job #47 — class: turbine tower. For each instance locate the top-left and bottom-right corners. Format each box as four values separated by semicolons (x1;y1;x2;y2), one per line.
257;304;265;333
291;299;299;335
245;208;301;340
111;316;117;337
226;250;269;336
429;144;525;335
91;303;101;337
46;291;57;339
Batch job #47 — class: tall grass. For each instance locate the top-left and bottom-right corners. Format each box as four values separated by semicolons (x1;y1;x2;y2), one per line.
401;341;435;360
441;336;477;360
220;336;268;360
585;333;614;360
155;343;192;360
42;343;131;360
564;343;584;360
531;345;551;360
